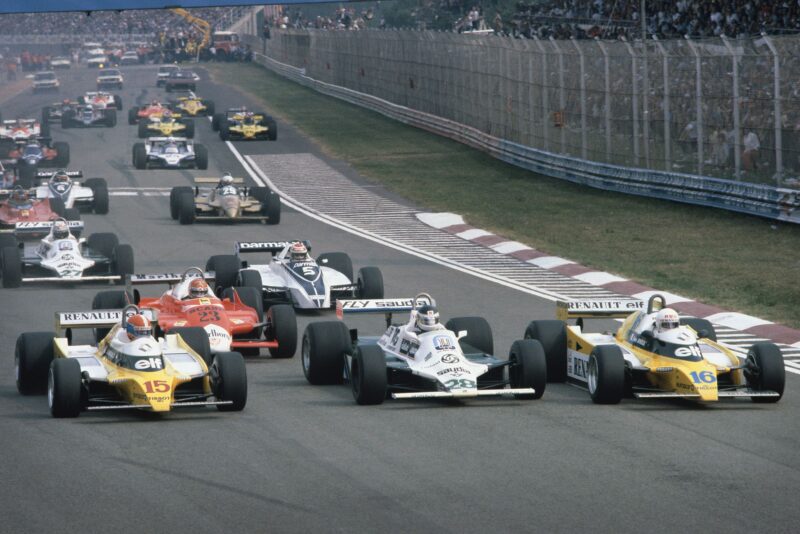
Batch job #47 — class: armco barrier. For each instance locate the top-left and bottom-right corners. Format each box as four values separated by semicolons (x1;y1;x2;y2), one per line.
253;51;800;224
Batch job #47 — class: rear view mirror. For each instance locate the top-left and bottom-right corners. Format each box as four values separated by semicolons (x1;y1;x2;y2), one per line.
697;329;709;339
457;330;467;339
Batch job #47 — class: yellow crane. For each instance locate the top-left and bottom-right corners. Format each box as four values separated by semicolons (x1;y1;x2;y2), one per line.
170;8;212;51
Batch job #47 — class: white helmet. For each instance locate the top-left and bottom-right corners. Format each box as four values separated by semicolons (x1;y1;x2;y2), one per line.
656;308;680;332
52;219;70;240
415;304;439;332
220;173;234;186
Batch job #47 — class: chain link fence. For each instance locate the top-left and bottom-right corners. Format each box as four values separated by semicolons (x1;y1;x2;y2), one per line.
251;27;800;189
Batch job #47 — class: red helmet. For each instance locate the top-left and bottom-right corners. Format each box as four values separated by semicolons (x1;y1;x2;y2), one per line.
126;314;152;340
290;242;308;261
189;278;209;298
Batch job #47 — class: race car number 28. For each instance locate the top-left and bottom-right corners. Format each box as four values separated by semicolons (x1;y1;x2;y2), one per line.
444;378;475;389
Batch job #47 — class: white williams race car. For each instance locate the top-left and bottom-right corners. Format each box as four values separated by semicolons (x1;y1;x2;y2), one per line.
0;219;133;288
33;170;109;214
132;137;208;170
301;294;546;404
208;241;384;310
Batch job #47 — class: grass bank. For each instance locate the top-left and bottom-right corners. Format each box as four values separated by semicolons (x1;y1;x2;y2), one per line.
207;63;800;329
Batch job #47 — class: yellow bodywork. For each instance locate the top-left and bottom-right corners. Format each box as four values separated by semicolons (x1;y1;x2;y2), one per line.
226;114;269;139
53;326;211;412
174;98;207;116
147;118;187;137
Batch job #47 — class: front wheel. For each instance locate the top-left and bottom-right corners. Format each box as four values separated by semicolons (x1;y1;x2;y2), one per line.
357;267;384;299
177;192;196;225
302;321;350;385
351;345;387;405
587;345;625;405
16;332;55;395
266;304;297;358
746;343;785;403
508;339;547;400
48;358;82;418
212;352;247;411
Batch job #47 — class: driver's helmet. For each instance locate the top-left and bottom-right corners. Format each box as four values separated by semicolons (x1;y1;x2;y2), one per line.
220;173;234;187
416;304;440;332
243;111;255;124
188;278;209;298
52;169;70;184
52;219;69;240
62;98;71;105
290;242;308;262
126;313;152;340
151;99;159;106
162;109;173;119
656;308;680;332
12;189;29;203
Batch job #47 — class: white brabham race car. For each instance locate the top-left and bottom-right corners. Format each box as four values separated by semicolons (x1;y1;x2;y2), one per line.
33;170;109;214
210;241;384;310
0;220;133;288
301;294;546;404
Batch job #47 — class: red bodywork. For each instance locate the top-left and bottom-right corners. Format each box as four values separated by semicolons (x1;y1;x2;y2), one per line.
6;145;60;162
0;197;60;228
136;104;171;120
0;123;39;141
86;94;115;107
138;290;275;351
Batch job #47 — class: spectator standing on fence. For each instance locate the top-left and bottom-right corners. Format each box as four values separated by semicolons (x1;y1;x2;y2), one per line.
742;129;760;171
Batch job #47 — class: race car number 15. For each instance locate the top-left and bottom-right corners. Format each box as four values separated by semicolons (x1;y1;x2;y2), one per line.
144;380;171;393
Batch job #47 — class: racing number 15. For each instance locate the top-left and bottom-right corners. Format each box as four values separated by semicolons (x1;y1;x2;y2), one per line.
144;380;171;393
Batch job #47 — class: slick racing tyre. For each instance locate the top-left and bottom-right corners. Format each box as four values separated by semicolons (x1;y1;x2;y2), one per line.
137;120;148;138
172;327;214;367
265;118;277;141
16;332;55;395
83;177;109;214
170;186;193;220
302;321;350;385
316;252;353;281
351;344;387;405
53;141;70;167
64;208;80;221
206;255;240;292
266;304;297;359
128;107;139;125
508;339;547;400
132;143;147;169
112;244;134;282
177;192;196;225
212;112;224;131
1;246;22;288
446;316;500;387
212;351;247;411
524;320;568;382
182;120;195;138
48;196;66;217
87;232;119;259
194;144;208;170
356;267;384;299
49;358;82;418
587;345;625;405
680;317;717;342
746;343;785;403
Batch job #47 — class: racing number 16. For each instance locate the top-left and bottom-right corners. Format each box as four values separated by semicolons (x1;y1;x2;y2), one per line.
144;380;171;393
689;371;716;384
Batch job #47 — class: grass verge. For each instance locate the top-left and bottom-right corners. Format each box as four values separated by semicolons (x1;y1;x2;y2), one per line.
207;62;800;329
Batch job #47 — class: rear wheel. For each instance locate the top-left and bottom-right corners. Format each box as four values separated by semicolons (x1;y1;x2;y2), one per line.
64;208;80;221
524;320;568;382
132;143;146;169
113;244;134;281
266;304;297;359
680;317;717;342
137;120;148;138
206;254;240;292
128;107;138;125
194;144;208;169
178;192;196;225
203;100;215;115
87;232;118;259
91;289;133;342
1;246;22;288
105;109;117;127
219;122;230;141
60;110;72;129
587;345;625;404
265;118;277;141
53;142;69;167
48;197;65;217
48;358;82;418
17;162;37;188
182;120;195;138
172;327;213;367
302;321;350;385
356;267;384;299
83;177;109;214
351;345;387;405
170;186;193;220
16;332;54;395
508;339;547;400
317;252;353;281
445;316;493;354
212;352;247;411
212;113;224;131
746;343;785;403
114;95;123;110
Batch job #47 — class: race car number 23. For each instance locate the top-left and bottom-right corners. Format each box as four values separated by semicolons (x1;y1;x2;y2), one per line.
444;378;475;389
198;310;221;322
143;380;171;393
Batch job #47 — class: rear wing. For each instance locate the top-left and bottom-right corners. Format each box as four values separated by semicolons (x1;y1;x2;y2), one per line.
336;296;433;320
555;299;644;321
13;220;83;238
146;136;189;143
194;177;244;185
235;240;310;256
55;308;157;335
126;270;214;289
36;170;83;179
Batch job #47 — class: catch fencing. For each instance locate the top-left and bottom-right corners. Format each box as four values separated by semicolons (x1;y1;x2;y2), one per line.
240;25;800;223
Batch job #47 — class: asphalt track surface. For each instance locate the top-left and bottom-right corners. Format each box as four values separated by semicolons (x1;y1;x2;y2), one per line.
0;65;798;533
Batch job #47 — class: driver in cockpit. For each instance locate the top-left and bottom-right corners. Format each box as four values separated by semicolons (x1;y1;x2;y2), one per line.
289;242;310;262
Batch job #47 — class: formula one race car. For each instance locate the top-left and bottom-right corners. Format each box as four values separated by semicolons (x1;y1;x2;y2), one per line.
301;294;545;404
164;70;199;92
32;71;60;93
216;241;384;310
92;266;296;358
96;67;124;90
14;303;247;417
523;295;786;404
127;100;171;124
132;137;208;170
212;108;277;141
0;188;79;230
59;104;117;128
169;176;280;225
79;91;123;110
0;118;49;141
31;169;109;214
0;219;133;288
137;113;193;138
156;64;180;87
1;138;70;174
168;93;215;117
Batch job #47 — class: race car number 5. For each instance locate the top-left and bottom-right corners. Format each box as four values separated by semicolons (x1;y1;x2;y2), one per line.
144;380;171;393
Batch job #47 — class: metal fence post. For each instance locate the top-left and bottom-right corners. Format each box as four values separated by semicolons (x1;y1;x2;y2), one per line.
533;36;549;152
685;36;704;176
761;33;783;184
721;35;741;180
596;38;611;162
641;39;651;168
622;37;640;166
549;37;566;154
653;36;671;170
571;38;587;159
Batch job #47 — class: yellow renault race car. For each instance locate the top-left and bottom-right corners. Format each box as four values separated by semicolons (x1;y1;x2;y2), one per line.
138;113;194;138
212;107;277;141
169;93;215;117
524;295;785;404
15;305;247;417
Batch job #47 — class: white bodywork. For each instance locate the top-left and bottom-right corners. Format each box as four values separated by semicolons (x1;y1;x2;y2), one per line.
0;119;41;140
34;175;94;209
31;232;95;279
82;91;117;109
239;242;352;309
145;137;196;167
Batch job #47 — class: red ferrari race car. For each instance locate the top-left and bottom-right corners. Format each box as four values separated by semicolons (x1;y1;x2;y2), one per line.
127;100;172;124
91;267;297;358
0;187;78;231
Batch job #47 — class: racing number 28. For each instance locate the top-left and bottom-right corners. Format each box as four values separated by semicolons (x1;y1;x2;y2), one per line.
444;378;475;389
144;380;171;393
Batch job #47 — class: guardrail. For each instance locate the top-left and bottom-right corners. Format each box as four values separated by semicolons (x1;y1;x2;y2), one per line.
252;50;800;224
